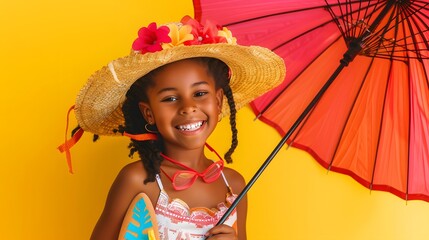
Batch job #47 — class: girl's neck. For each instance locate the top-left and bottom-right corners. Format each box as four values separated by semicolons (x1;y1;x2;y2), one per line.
161;145;208;170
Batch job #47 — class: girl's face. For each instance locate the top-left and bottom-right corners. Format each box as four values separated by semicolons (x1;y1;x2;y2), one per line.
139;59;224;152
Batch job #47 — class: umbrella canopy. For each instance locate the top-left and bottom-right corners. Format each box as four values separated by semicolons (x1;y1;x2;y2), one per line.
194;0;429;202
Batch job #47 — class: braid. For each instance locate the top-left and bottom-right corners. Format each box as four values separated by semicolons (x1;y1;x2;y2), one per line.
223;84;238;163
198;57;238;163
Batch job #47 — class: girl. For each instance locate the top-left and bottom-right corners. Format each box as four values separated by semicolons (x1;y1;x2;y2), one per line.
65;16;285;239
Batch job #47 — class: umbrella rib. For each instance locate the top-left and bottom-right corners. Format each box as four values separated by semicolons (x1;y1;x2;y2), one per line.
223;4;328;27
351;0;366;38
328;56;376;171
371;58;394;192
333;0;350;37
286;95;322;149
324;0;348;40
371;49;396;193
404;24;412;202
406;66;412;203
272;17;338;51
368;2;401;192
224;0;377;28
400;8;412;201
259;2;367;53
347;0;361;38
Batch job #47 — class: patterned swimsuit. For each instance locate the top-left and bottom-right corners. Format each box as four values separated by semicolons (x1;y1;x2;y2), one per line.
154;173;237;240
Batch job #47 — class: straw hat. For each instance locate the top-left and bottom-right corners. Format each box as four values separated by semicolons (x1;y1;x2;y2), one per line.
75;16;286;136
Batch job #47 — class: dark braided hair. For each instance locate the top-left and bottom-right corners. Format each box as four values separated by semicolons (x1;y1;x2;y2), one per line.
118;57;238;183
223;84;237;163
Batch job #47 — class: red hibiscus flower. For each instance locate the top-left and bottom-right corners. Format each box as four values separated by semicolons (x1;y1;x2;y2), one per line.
132;22;172;54
181;16;227;45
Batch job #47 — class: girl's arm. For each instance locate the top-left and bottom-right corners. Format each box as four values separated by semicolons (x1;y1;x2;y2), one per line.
90;162;147;240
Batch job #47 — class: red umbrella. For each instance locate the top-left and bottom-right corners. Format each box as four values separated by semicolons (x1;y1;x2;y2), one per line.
194;0;429;224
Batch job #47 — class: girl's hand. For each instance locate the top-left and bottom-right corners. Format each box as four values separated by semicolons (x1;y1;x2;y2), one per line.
205;224;237;240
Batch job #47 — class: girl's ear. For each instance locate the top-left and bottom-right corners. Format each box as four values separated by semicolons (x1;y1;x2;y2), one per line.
138;102;154;124
216;88;224;113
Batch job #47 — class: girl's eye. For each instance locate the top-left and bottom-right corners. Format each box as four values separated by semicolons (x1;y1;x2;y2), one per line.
162;96;178;102
195;91;208;97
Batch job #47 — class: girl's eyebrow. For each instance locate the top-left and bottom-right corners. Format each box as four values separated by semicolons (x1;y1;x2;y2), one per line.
192;81;210;88
156;81;209;94
157;87;176;94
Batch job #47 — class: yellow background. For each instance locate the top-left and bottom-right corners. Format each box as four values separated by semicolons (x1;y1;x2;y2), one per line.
1;0;429;239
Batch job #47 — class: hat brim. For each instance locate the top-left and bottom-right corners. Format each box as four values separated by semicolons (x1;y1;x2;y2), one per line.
75;44;286;136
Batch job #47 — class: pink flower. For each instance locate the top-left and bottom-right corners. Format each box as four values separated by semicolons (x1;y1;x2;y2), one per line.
132;22;172;54
181;16;227;45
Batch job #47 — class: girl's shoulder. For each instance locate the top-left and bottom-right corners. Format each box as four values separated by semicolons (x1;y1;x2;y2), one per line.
115;160;156;193
117;160;147;186
113;160;160;204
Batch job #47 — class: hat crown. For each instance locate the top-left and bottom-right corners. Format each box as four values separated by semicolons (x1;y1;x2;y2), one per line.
131;16;237;55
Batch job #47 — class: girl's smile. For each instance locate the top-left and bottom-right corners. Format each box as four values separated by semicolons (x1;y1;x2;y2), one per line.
176;120;205;131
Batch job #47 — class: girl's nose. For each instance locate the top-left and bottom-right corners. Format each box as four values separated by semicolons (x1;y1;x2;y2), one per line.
180;99;197;114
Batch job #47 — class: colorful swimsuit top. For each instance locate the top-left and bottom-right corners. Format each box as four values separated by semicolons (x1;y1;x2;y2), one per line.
154;173;237;240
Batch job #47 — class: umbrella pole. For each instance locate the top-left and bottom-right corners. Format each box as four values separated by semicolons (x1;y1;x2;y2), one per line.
214;0;396;228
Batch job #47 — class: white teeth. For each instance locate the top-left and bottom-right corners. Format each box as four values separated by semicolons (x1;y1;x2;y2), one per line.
177;121;203;131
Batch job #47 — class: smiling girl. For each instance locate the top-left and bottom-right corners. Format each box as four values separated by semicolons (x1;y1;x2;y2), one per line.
63;16;285;239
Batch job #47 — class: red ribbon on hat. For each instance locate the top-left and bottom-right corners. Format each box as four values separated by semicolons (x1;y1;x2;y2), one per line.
57;105;83;173
123;132;158;141
57;106;158;173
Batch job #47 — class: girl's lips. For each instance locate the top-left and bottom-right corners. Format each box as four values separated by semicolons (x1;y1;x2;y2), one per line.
176;121;205;131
